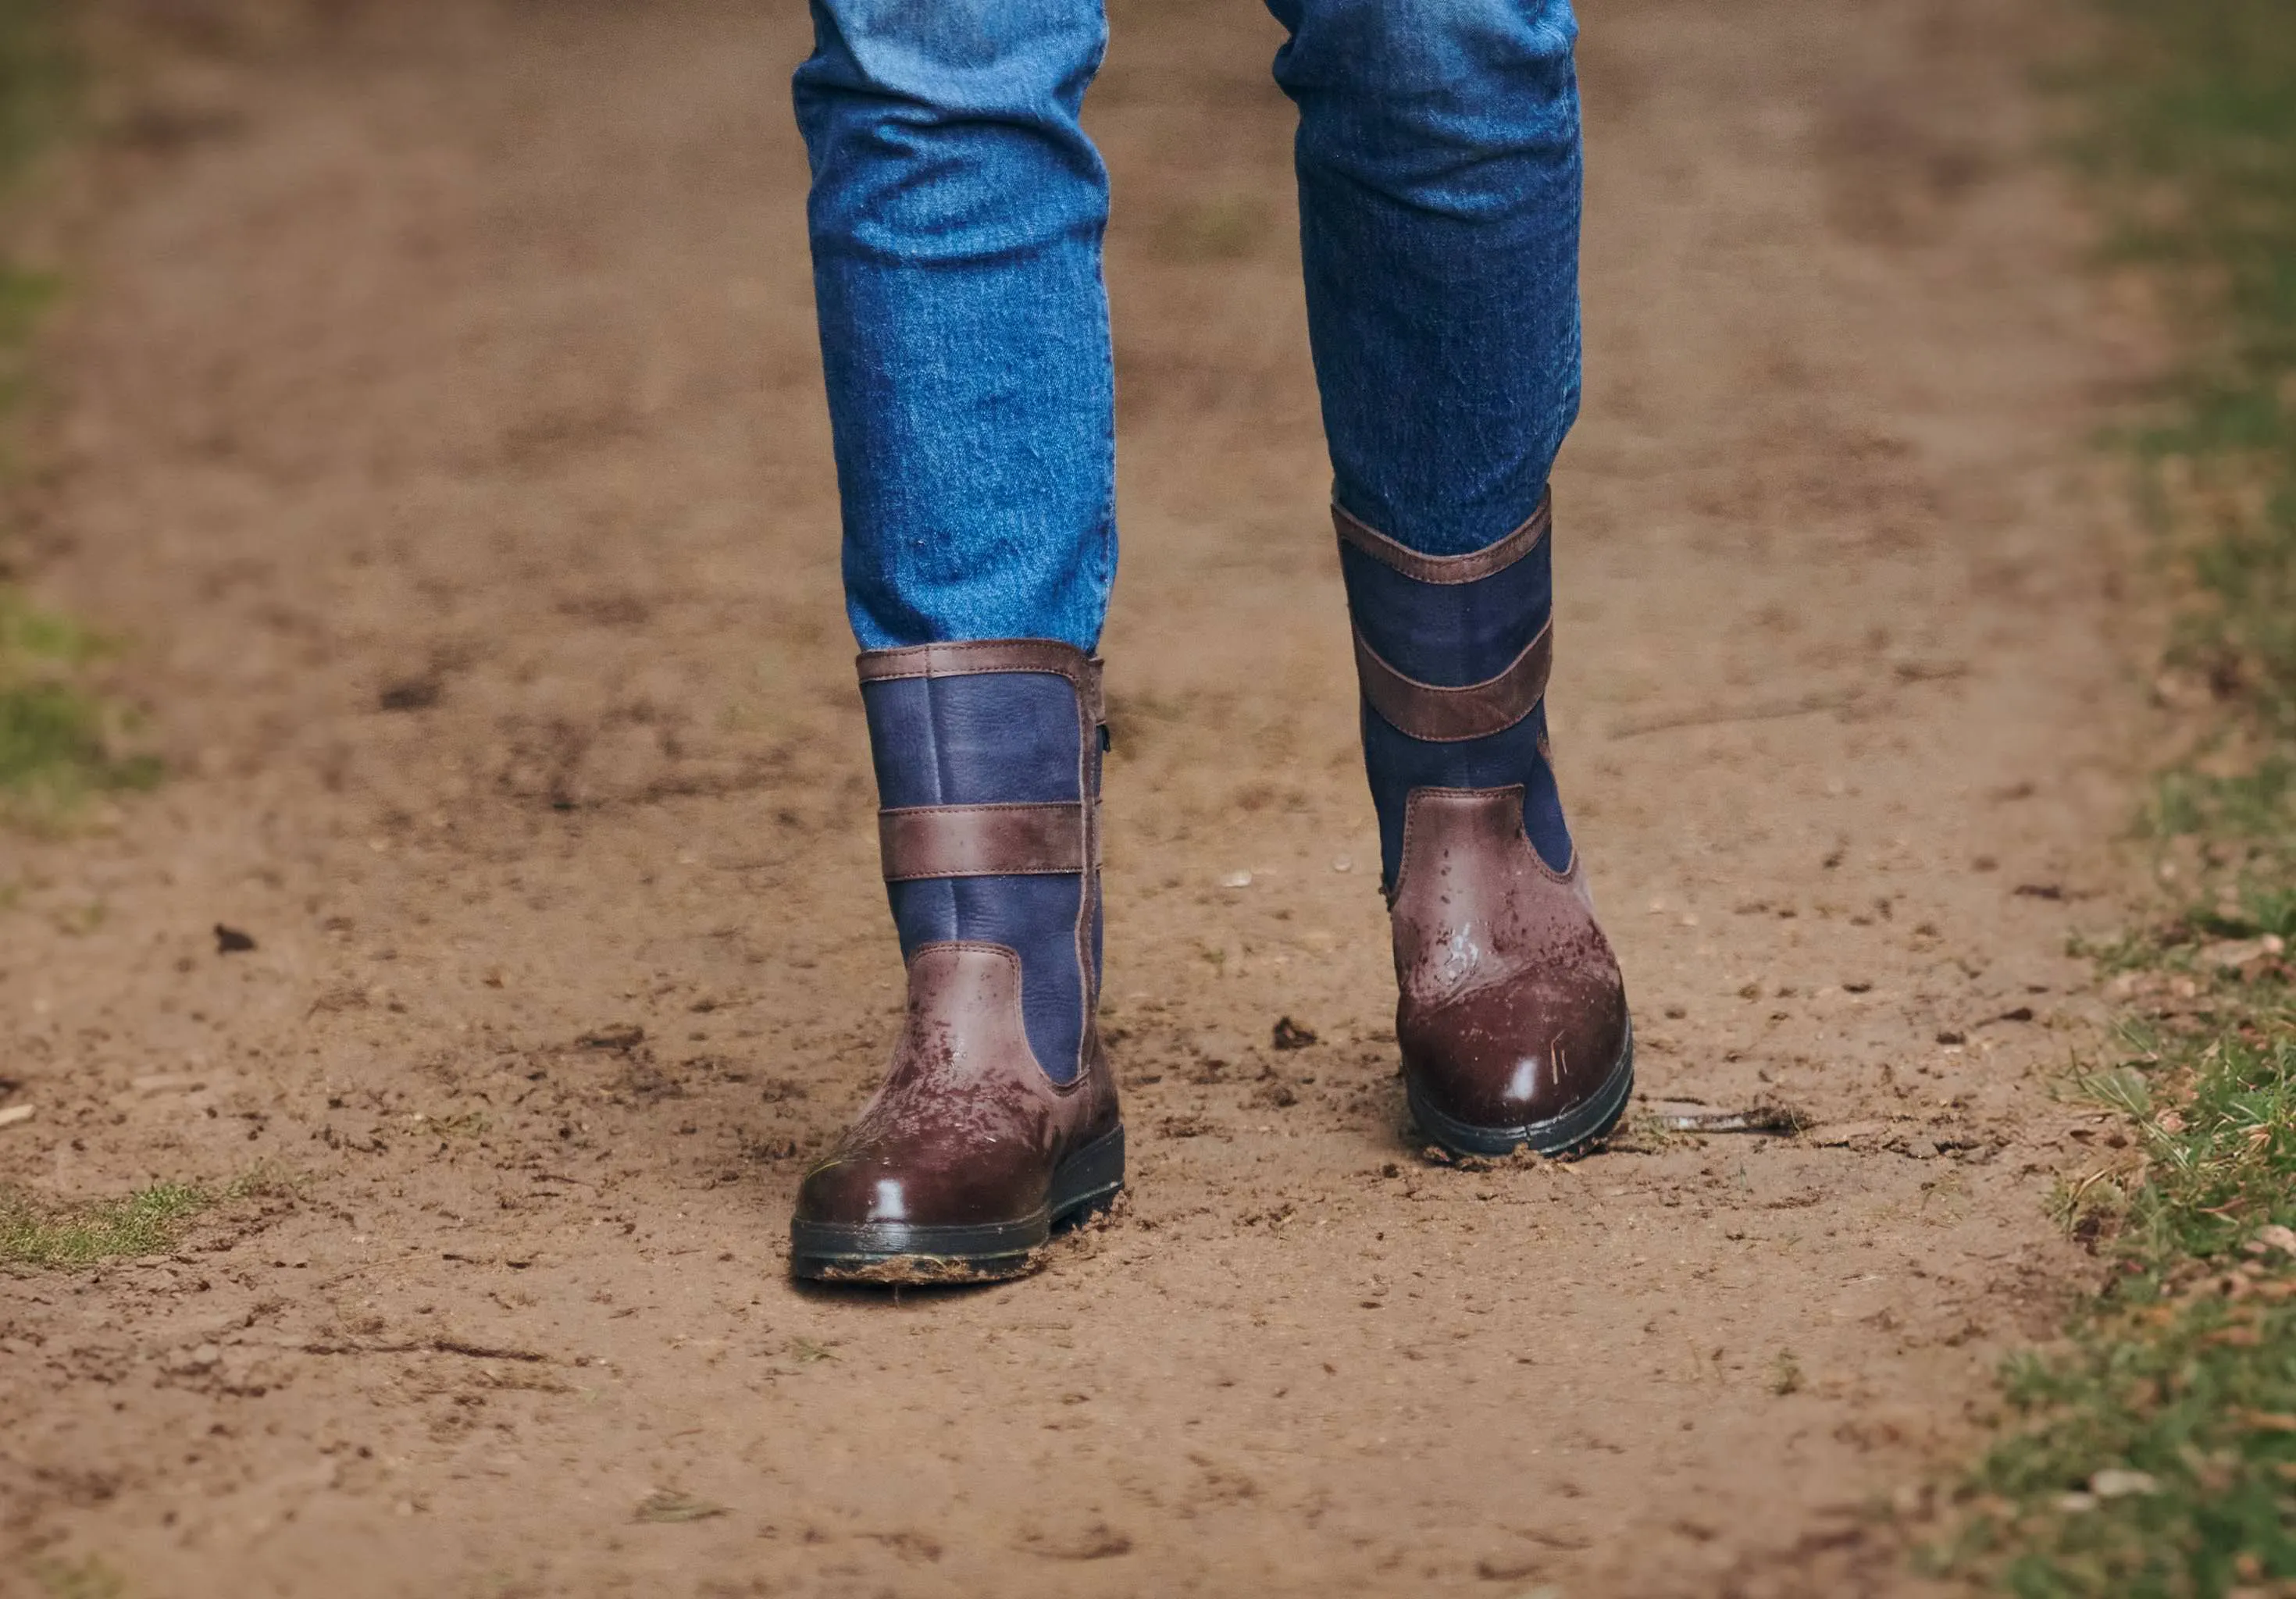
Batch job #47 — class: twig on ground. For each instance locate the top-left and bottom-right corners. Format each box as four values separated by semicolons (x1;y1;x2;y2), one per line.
1650;1104;1811;1134
301;1337;551;1363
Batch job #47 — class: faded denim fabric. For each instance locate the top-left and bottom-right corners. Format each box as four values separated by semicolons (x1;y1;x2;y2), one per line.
795;0;1582;650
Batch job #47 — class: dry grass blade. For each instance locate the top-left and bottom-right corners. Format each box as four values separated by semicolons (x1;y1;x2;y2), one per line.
1650;1104;1812;1135
635;1490;729;1525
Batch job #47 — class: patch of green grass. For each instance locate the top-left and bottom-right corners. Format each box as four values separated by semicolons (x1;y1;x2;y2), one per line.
0;589;160;820
28;1553;125;1599
0;2;150;824
0;1181;212;1269
2077;0;2296;750
0;0;70;168
0;0;67;429
1938;990;2296;1596
2148;758;2296;845
1935;3;2296;1593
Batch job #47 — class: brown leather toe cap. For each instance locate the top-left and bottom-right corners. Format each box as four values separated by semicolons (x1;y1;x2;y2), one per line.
791;943;1118;1236
1399;960;1630;1129
1389;787;1631;1138
794;1138;1056;1230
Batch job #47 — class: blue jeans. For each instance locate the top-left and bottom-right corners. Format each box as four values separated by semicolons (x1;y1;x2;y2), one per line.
795;0;1583;652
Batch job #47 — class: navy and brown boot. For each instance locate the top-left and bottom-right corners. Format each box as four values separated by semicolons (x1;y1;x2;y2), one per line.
788;640;1124;1282
1338;491;1635;1158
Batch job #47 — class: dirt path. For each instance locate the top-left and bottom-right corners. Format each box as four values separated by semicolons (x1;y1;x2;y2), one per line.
2;1;2142;1594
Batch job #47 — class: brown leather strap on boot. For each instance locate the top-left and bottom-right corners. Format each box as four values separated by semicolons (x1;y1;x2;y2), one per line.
857;638;1104;717
1335;492;1553;743
878;803;1089;880
858;639;1105;885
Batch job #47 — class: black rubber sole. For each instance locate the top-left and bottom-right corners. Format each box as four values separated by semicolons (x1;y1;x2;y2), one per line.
788;1124;1125;1285
1405;1018;1636;1159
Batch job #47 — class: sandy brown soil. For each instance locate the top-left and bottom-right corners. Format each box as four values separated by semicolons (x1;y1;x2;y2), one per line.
1;1;2148;1594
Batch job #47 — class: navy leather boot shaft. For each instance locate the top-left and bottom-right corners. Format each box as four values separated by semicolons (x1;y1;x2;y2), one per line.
1338;495;1574;891
1338;492;1635;1159
861;641;1103;1083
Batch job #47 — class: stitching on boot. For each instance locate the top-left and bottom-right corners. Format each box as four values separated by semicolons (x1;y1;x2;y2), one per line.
857;639;1094;686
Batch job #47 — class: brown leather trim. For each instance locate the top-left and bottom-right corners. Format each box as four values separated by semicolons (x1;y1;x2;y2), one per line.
1332;489;1552;585
1353;620;1553;743
1392;784;1574;905
1384;785;1627;1140
879;803;1087;881
856;640;1103;724
789;939;1124;1253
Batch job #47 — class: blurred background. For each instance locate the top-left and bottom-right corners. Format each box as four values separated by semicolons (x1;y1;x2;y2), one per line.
2;2;2292;1596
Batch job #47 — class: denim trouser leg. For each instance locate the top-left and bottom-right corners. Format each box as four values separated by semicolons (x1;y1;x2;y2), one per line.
1270;0;1583;557
794;0;1117;652
793;0;1582;646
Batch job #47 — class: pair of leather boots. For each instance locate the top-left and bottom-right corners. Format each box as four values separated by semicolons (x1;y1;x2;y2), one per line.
790;494;1633;1282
